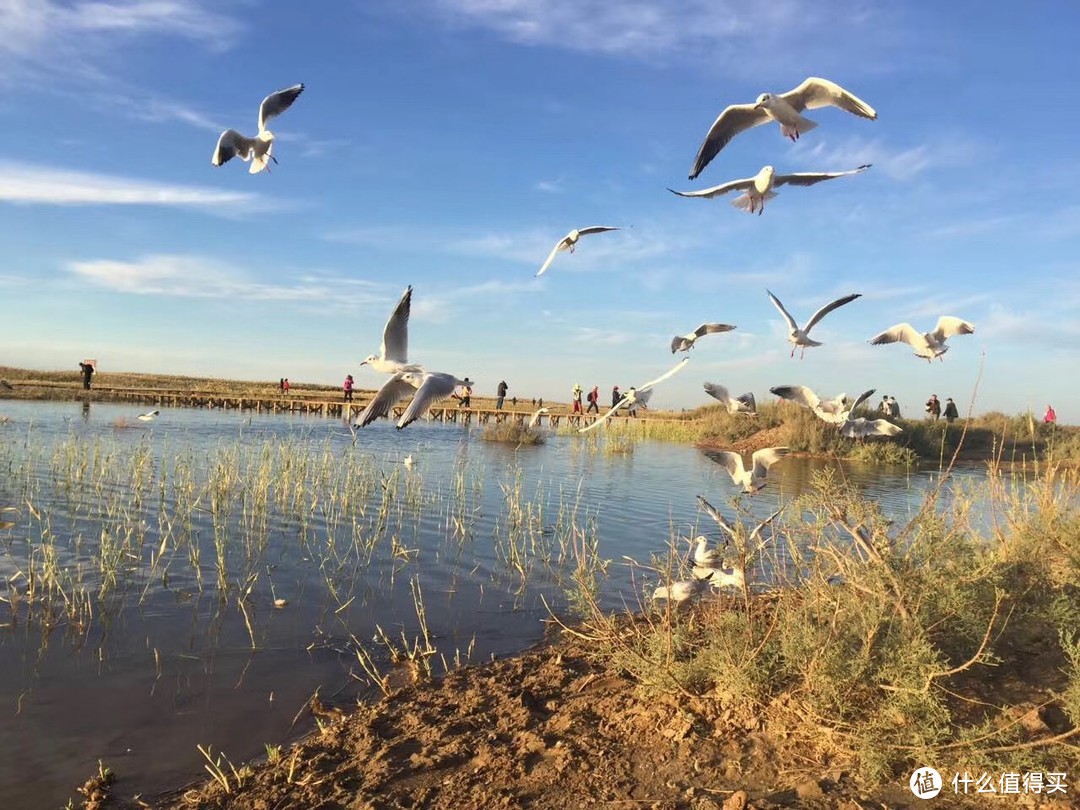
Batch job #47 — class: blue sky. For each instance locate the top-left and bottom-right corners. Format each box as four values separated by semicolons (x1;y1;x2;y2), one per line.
1;1;1077;417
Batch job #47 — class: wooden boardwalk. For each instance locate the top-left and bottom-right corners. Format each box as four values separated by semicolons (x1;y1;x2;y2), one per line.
45;386;684;428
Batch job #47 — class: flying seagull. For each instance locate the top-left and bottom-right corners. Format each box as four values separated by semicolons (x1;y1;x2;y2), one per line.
703;383;756;415
136;410;160;422
211;83;305;174
767;289;861;358
527;407;550;429
689;77;877;179
360;286;421;374
869;317;975;362
669;164;870;216
670;323;736;353
579;358;690;433
712;447;790;494
841;417;904;439
354;371;473;431
536;226;621;277
769;386;875;425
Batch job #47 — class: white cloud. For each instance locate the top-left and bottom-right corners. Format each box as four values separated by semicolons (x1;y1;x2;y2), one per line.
0;161;271;213
790;133;986;182
0;1;240;84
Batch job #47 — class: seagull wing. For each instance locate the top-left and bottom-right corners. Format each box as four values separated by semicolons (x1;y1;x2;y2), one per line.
932;316;975;341
765;290;799;332
748;508;783;546
637;357;690;393
780;77;877;119
694;323;736;338
380;286;412;364
258;83;305;132
770;385;822;411
704;382;733;404
397;373;458;429
668;178;755;199
578;397;628;433
696;494;736;540
535;238;566;277
581;359;687;433
354;373;416;428
773;164;871;188
864;419;904;437
212;129;255;166
736;392;756;413
576;226;621;236
869;323;923;347
713;451;748;485
751;447;790;478
847;388;877;415
803;293;862;333
689;103;771;179
671;335;689;353
527;407;549;429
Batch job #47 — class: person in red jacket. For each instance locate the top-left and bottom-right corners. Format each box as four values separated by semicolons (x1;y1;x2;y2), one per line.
1044;404;1057;425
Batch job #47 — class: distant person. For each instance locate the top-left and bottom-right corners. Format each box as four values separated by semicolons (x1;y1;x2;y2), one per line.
888;396;901;419
283;378;291;396
586;385;600;413
925;394;940;420
459;381;472;408
538;397;543;408
78;361;94;390
1044;404;1057;425
627;387;640;417
611;385;621;409
279;378;285;393
879;395;890;416
571;384;583;414
943;397;959;423
511;396;517;407
496;380;508;410
343;374;354;402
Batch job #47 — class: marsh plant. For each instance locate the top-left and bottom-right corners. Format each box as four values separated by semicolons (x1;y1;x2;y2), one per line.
569;462;1080;784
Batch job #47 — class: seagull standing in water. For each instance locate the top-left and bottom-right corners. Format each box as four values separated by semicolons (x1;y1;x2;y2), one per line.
536;226;621;277
767;289;861;358
869;317;975;362
670;323;736;353
713;448;790;494
689;77;877;179
211;84;305;174
360;286;421;374
670;164;870;215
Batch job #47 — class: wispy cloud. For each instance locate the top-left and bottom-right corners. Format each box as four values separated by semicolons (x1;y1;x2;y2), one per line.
0;161;272;213
534;177;565;194
791;133;987;182
0;1;241;85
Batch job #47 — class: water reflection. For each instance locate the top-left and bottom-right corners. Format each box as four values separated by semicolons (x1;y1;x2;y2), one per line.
0;400;1002;806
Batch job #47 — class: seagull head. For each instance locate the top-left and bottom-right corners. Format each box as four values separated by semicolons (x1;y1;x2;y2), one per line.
360;355;377;366
754;93;773;109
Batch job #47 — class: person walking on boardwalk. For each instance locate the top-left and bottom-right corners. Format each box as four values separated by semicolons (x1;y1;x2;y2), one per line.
282;378;291;396
925;393;940;420
78;361;94;390
459;381;472;408
1045;404;1057;425
943;397;959;423
571;384;583;414
611;385;621;409
496;380;508;410
586;385;600;413
343;374;354;402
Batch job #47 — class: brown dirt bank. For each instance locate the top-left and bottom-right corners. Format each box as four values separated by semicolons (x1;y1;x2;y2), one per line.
81;619;1071;810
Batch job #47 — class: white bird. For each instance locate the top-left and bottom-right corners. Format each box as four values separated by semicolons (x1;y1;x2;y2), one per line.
713;447;790;494
670;164;870;216
579;358;690;433
670;323;736;353
536;226;621;277
770;386;875;425
402;454;415;467
869;317;975;362
211;84;305;174
767;289;861;358
694;563;746;590
136;410;160;421
360;286;422;374
527;407;550;429
355;371;473;430
841;417;904;439
703;383;757;415
689;77;877;179
690;535;724;567
652;578;707;604
697;495;783;558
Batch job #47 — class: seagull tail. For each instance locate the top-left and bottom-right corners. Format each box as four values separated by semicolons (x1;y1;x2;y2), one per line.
731;191;776;212
782;116;818;139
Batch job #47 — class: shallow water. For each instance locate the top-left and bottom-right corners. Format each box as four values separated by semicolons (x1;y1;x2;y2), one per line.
0;400;998;807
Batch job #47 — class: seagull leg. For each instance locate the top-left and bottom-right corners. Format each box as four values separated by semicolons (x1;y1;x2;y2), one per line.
790;345;796;358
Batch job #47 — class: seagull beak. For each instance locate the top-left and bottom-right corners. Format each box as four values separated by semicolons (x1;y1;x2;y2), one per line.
359;360;368;366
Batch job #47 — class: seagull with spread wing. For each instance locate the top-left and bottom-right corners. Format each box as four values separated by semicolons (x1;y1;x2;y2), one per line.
536;226;621;277
767;289;861;358
769;386;875;425
712;448;790;494
703;383;756;415
579;358;689;433
869;317;975;362
354;371;474;431
671;323;736;353
211;84;305;174
136;410;160;422
360;286;421;374
670;164;870;215
689;77;877;179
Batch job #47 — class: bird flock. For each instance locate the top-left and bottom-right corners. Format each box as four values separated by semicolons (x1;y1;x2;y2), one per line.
199;79;977;606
